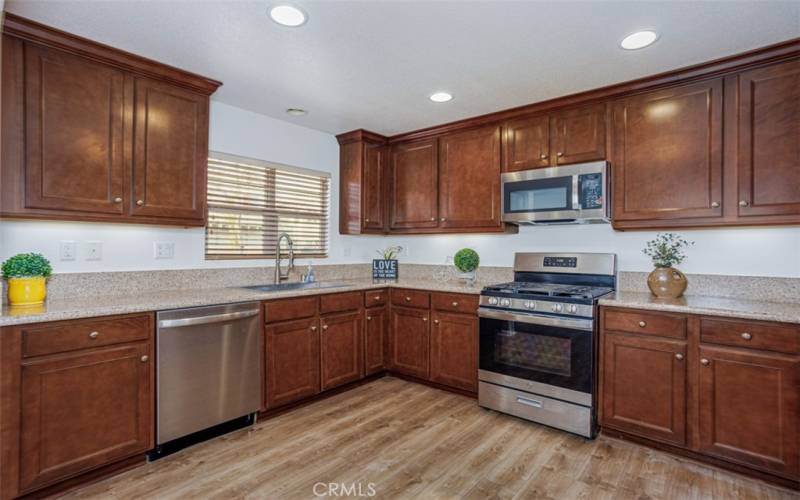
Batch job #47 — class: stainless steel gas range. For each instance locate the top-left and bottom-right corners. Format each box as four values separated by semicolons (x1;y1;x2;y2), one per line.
478;252;617;438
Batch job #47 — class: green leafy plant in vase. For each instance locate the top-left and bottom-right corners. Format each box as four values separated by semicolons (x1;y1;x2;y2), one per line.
643;233;693;298
2;253;53;306
453;248;480;285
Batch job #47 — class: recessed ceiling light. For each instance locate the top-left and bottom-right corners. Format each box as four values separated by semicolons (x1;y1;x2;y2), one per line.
269;4;307;27
286;108;307;116
620;30;658;50
429;92;453;103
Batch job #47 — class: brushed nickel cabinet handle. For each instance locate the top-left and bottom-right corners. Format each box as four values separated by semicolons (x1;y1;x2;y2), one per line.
741;332;752;340
711;201;720;208
113;197;122;203
89;331;100;339
136;200;144;206
140;355;149;363
738;200;749;207
638;321;646;327
701;358;710;366
675;353;684;360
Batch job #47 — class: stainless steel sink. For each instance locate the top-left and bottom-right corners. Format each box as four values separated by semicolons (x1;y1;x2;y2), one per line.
241;281;350;293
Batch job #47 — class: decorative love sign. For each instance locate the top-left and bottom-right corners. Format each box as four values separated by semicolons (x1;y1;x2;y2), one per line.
372;259;398;280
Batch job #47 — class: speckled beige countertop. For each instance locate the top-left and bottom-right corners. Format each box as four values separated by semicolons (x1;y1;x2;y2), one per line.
599;292;800;325
0;278;488;327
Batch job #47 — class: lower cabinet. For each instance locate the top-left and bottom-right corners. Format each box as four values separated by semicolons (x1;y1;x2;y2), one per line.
601;332;687;446
320;311;363;390
697;345;799;476
389;306;430;379
266;317;320;409
365;305;388;375
430;311;478;392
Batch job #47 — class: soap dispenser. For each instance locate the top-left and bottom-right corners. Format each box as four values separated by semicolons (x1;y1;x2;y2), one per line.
305;262;315;283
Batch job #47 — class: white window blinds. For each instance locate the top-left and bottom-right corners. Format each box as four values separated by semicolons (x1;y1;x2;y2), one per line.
206;152;330;259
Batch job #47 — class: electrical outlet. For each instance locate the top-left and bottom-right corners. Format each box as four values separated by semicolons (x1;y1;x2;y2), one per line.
60;241;76;261
85;241;102;261
154;242;175;259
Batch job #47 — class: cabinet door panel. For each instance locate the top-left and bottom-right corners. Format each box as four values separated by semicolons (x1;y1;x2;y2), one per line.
612;79;723;221
390;139;438;229
24;44;125;214
551;103;606;165
502;114;550;171
430;312;478;392
389;306;430;379
438;125;502;229
601;333;687;446
320;312;363;390
698;346;799;477
266;318;320;408
738;59;800;218
19;343;152;492
132;78;207;222
363;143;386;231
365;306;388;375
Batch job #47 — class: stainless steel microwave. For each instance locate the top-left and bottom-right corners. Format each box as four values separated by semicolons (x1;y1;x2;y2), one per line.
501;161;609;224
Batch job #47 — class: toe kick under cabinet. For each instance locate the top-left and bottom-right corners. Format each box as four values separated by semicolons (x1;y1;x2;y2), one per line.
599;306;800;486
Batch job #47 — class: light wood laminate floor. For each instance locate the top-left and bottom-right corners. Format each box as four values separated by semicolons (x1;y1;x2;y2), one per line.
59;377;797;499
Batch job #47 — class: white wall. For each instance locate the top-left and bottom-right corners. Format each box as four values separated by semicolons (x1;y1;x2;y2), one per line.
1;101;798;277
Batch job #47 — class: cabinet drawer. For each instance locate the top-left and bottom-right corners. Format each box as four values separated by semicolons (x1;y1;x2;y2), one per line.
603;308;686;339
391;289;430;309
264;296;318;323
22;314;151;358
364;289;388;308
700;318;800;354
431;292;479;314
320;291;362;314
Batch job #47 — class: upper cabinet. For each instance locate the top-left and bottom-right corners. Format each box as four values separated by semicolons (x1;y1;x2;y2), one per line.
337;130;388;234
502;114;550;171
389;138;439;230
1;14;221;226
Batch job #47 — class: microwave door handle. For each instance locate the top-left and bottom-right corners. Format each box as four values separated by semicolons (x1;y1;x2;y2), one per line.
572;174;581;210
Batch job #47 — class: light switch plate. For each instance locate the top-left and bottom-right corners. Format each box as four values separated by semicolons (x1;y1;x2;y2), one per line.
60;241;76;261
154;242;175;259
85;241;102;261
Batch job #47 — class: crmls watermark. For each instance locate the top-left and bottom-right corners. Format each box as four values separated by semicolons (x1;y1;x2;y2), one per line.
312;482;377;497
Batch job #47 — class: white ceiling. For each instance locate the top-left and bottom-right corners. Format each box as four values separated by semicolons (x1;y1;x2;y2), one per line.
6;1;800;136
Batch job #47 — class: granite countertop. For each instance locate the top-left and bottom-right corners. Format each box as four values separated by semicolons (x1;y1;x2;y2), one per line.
0;278;488;327
599;291;800;325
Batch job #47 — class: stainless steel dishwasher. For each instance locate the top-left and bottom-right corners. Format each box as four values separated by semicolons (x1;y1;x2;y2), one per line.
155;302;261;450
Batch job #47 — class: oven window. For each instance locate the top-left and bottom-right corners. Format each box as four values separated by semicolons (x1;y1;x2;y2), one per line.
509;187;568;211
495;329;571;376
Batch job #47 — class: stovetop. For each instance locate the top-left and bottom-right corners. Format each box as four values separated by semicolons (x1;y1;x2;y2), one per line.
482;281;614;301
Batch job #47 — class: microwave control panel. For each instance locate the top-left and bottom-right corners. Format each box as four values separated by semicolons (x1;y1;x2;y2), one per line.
578;173;603;209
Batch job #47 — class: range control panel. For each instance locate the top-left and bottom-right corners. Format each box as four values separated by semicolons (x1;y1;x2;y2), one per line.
543;256;578;268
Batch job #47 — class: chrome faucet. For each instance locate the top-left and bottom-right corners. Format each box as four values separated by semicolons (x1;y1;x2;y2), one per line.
274;232;294;284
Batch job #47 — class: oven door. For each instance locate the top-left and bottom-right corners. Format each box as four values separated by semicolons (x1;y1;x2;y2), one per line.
478;307;594;404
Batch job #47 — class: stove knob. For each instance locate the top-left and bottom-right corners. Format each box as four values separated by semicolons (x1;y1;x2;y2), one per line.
567;304;578;314
524;300;536;310
488;297;499;306
500;298;512;307
552;303;563;313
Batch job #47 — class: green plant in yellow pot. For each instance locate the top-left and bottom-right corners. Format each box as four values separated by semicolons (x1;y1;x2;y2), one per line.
2;253;52;306
643;233;693;299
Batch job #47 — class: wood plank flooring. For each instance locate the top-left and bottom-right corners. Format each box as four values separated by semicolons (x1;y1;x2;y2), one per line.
58;377;798;499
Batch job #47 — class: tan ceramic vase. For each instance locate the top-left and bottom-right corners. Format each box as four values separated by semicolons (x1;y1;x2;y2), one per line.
647;267;688;298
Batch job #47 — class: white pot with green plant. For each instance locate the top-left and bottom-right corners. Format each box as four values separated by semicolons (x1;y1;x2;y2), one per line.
643;233;694;298
453;248;480;285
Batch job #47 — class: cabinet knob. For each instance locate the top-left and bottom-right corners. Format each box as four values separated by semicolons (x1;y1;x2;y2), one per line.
367;316;372;321
365;218;370;222
675;353;684;360
136;200;145;206
405;296;411;302
741;332;752;340
310;325;317;331
113;197;122;203
434;319;439;325
322;324;328;330
440;217;447;222
423;317;428;322
430;217;436;221
557;151;564;157
88;331;100;339
638;321;647;328
452;301;459;307
711;201;720;208
140;355;149;363
738;200;749;207
539;154;548;160
374;296;381;301
700;358;710;366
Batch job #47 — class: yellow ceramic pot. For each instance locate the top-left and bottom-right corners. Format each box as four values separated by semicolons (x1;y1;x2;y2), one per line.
7;276;47;306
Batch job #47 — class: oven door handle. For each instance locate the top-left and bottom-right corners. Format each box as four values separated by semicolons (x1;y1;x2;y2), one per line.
477;307;593;331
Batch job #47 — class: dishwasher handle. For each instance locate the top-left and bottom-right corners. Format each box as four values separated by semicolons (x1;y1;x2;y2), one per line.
158;309;260;329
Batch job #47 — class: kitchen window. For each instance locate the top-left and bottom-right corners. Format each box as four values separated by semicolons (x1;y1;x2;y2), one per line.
205;152;330;259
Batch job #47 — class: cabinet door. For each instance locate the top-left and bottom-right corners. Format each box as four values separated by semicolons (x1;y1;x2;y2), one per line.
737;59;800;218
551;103;606;165
438;125;502;229
502;114;550;171
430;311;478;392
601;333;687;446
266;318;320;408
365;306;388;375
611;79;724;222
23;44;125;214
362;142;386;231
390;139;438;229
320;312;363;390
389;306;430;379
698;345;799;477
131;77;207;222
19;343;152;493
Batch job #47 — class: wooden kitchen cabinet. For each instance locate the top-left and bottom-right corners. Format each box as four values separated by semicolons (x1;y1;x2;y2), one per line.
611;79;724;225
438;125;503;230
337;130;388;234
601;332;688;446
389;138;439;230
365;305;388;376
502;114;551;171
389;306;430;379
265;317;321;408
430;311;478;392
697;345;799;477
320;312;363;390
